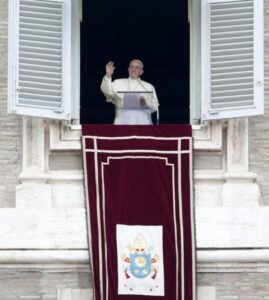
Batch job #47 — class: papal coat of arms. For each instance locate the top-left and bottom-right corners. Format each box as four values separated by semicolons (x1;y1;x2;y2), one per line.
121;234;160;282
117;224;164;296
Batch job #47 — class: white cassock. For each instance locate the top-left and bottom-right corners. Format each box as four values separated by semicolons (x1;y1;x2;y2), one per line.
101;76;159;125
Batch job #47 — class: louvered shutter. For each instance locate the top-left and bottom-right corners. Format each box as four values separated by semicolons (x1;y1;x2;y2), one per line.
201;0;264;120
8;0;75;120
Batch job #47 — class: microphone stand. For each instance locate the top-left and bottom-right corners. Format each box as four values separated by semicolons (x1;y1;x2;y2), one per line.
156;109;160;125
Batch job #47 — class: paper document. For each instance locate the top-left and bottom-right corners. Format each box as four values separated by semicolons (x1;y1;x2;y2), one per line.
122;92;141;109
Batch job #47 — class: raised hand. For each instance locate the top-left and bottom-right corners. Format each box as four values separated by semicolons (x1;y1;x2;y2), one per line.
105;61;115;77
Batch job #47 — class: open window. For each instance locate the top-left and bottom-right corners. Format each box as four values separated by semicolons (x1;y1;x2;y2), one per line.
8;0;264;124
80;0;190;124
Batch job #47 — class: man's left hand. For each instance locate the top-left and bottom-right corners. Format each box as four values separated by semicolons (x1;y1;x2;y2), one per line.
140;96;146;107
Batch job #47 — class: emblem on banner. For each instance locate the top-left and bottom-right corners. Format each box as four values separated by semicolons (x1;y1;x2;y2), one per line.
117;225;164;295
130;253;151;278
121;234;160;281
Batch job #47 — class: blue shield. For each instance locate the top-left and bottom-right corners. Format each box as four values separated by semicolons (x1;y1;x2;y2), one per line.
130;253;151;278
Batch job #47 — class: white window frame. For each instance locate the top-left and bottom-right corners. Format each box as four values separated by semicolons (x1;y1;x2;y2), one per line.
190;0;202;124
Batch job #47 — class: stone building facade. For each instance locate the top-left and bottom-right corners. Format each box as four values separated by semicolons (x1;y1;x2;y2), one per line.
0;0;268;299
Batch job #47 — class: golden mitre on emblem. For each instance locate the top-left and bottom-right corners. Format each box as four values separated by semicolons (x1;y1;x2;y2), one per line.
134;234;147;251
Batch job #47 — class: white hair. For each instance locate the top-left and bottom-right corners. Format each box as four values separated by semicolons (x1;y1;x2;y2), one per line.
129;59;144;70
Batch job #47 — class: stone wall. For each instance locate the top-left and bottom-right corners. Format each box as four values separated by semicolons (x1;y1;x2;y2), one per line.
0;269;268;300
198;273;269;300
0;0;22;208
0;267;91;299
249;0;269;206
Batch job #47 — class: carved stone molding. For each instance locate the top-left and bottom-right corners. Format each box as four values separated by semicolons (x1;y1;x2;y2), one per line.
16;118;84;208
197;287;216;300
198;249;269;273
194;170;224;207
0;186;5;203
196;207;269;248
20;116;46;181
193;121;223;151
1;249;269;274
49;120;224;151
49;121;81;151
1;249;269;265
0;250;89;264
222;118;260;206
47;119;260;207
0;208;88;248
198;249;269;264
17;118;261;209
226;118;248;172
57;289;93;300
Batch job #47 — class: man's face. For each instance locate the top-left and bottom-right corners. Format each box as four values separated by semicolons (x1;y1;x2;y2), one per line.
128;61;144;79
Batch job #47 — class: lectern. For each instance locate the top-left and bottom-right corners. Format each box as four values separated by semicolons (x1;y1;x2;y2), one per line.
116;91;153;125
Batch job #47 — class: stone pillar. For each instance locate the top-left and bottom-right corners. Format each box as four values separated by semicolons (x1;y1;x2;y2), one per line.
16;116;52;208
223;118;260;206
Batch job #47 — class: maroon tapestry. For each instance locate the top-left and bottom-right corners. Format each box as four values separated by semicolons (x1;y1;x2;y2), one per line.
82;125;195;300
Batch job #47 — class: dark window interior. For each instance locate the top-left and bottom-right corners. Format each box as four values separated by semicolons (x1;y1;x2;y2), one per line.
80;0;189;124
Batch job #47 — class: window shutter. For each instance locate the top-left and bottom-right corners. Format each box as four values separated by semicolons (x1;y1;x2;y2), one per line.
8;0;75;120
201;0;264;120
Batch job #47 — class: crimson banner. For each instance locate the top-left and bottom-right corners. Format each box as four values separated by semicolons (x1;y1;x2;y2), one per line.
82;125;195;300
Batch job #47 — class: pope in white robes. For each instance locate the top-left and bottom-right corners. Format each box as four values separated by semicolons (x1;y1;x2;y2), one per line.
101;59;159;125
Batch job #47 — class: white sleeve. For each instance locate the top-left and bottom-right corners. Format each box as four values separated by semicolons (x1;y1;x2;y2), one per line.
100;76;117;104
145;85;159;112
